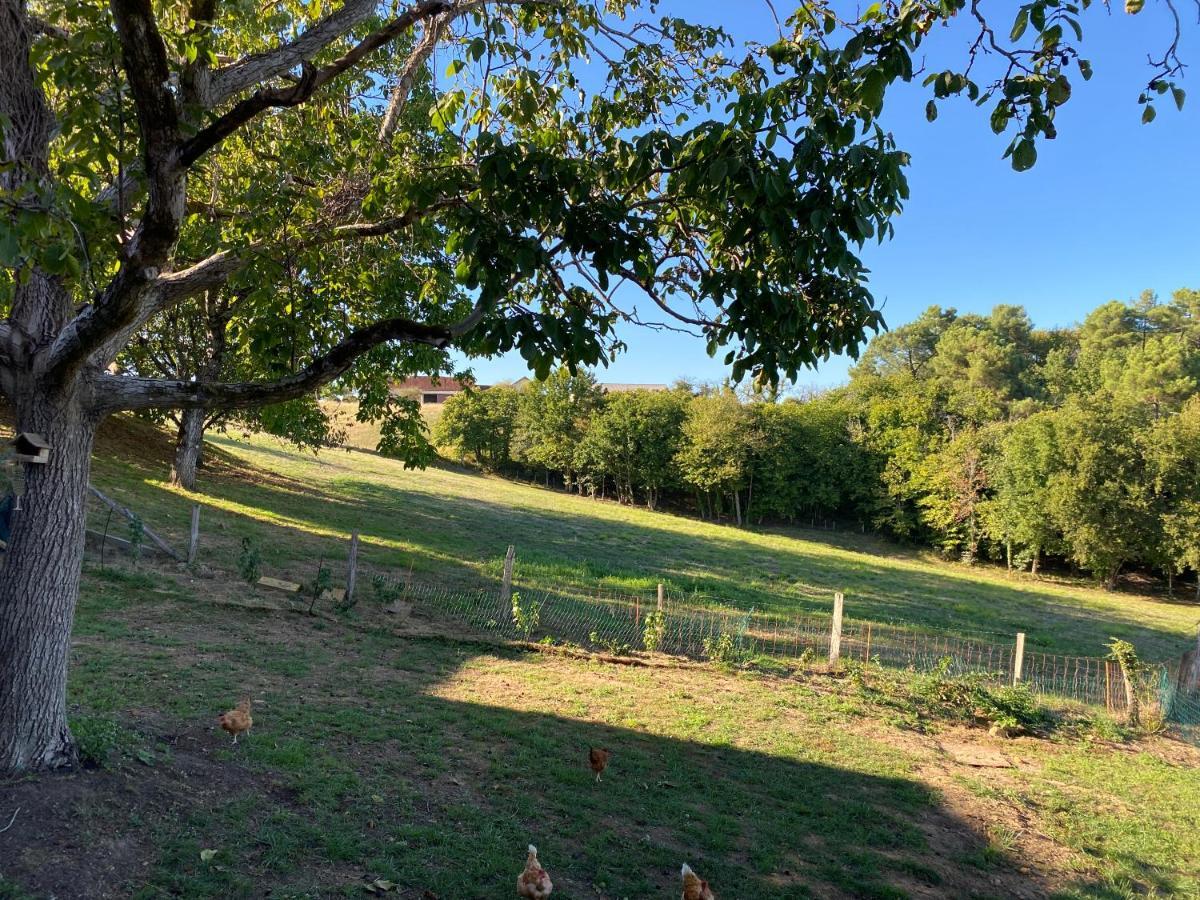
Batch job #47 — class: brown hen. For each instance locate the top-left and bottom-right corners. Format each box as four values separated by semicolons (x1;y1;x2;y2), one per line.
516;844;552;898
217;697;253;744
681;863;715;900
588;747;611;782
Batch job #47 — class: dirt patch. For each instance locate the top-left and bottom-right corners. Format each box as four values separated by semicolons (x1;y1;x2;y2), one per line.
0;727;269;899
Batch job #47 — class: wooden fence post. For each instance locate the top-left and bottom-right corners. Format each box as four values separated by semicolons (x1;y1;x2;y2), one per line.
657;582;665;612
187;504;200;565
1013;632;1026;685
501;544;516;604
345;531;360;606
828;591;844;667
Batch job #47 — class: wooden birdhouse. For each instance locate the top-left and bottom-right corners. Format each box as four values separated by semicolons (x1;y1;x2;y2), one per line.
11;432;50;464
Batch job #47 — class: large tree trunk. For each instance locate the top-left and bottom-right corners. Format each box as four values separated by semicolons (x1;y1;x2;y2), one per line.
170;407;206;489
0;394;96;774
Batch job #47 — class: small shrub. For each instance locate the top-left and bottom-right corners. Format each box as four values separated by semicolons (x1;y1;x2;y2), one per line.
371;575;406;606
126;513;144;562
1106;638;1164;732
703;631;749;667
71;714;131;768
238;537;262;584
913;657;1049;734
511;591;541;641
589;630;633;656
310;562;333;601
642;608;666;652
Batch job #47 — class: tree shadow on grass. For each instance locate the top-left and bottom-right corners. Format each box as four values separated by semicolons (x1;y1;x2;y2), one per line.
2;588;1070;900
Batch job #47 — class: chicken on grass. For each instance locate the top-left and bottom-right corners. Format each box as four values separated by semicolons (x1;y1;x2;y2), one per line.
682;863;716;900
217;698;253;744
588;747;611;782
517;844;553;898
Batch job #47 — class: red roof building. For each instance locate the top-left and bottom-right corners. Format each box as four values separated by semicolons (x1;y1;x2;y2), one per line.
389;376;482;405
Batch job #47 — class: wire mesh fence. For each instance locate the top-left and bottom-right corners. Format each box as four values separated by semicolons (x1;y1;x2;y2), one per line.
1160;664;1200;746
365;568;1151;715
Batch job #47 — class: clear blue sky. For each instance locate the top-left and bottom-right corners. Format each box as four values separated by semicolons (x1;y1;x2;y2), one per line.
457;1;1199;389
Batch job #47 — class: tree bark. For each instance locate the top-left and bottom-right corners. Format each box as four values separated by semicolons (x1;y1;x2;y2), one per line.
169;407;207;489
0;394;95;774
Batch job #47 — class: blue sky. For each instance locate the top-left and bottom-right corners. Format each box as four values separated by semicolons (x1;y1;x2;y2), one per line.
457;1;1198;389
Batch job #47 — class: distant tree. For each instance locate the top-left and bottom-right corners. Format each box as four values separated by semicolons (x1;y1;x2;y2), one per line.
676;390;759;525
514;370;604;489
980;412;1063;574
434;386;520;470
1047;400;1156;589
748;396;872;527
575;389;688;508
916;426;992;563
1145;396;1200;597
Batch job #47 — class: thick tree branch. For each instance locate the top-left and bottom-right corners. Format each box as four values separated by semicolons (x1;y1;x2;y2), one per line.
45;0;186;387
208;0;382;104
179;0;453;168
95;302;486;413
85;198;463;371
379;9;450;142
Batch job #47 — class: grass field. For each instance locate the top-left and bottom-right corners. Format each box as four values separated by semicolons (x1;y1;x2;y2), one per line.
86;416;1200;660
1;417;1199;898
1;564;1198;898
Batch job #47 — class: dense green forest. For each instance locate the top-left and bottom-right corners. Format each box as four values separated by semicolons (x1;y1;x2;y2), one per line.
433;290;1200;592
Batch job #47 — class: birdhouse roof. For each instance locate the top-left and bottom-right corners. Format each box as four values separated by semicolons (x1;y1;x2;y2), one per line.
13;432;50;450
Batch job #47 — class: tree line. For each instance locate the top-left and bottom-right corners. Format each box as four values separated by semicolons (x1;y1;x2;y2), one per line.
435;290;1200;593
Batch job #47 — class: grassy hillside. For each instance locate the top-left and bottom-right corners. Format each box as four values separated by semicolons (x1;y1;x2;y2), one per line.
85;418;1199;660
1;416;1197;898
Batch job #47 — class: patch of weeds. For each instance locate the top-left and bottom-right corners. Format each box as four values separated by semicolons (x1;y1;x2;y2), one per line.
703;632;751;667
237;537;262;584
511;591;541;641
911;657;1050;735
588;630;633;656
371;574;406;606
71;712;139;768
964;824;1020;869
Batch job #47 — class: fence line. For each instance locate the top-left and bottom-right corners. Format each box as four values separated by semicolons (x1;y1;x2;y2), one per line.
364;568;1144;712
80;500;1196;735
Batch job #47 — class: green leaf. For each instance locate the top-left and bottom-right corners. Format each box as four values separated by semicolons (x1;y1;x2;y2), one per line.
1172;87;1186;111
1047;76;1071;106
1142;104;1156;124
925;99;938;122
990;104;1011;135
1011;138;1037;172
1010;7;1030;40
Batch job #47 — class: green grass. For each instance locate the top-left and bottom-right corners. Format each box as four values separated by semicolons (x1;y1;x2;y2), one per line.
11;567;1191;898
86;417;1200;660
